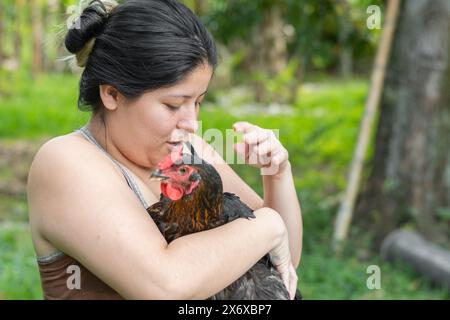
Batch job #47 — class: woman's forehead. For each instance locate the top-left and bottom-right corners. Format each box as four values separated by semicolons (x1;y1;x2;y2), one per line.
159;65;213;97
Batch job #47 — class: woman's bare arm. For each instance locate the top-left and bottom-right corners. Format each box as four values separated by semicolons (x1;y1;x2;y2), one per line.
262;163;302;268
163;207;284;299
27;138;285;299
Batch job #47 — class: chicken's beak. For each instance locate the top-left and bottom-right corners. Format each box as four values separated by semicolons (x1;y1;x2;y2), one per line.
150;169;169;181
189;172;201;182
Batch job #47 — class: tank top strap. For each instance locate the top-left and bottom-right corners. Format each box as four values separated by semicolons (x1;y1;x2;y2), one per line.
75;126;149;209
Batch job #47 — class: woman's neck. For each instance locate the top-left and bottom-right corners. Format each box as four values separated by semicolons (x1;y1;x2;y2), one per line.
85;115;158;188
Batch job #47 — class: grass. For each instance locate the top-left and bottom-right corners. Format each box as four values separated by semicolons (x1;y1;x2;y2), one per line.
0;73;448;299
0;224;42;300
0;72;89;138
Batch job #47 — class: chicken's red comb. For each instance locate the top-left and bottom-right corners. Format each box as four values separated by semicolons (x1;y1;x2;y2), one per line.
158;144;183;170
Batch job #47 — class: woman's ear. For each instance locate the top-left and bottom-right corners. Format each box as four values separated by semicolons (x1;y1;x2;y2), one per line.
99;85;122;111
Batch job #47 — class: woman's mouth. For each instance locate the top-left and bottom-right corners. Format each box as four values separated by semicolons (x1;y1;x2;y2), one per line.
166;141;182;150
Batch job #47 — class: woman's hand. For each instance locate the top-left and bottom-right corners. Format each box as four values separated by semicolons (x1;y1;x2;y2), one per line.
232;121;289;176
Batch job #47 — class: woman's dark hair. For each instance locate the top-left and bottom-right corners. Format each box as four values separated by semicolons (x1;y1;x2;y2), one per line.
65;0;217;112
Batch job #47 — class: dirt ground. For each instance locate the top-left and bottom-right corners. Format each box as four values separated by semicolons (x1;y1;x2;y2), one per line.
0;139;47;222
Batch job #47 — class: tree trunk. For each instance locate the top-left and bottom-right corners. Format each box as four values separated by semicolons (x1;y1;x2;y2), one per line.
31;0;43;76
355;0;450;247
0;0;5;66
262;6;287;76
41;0;59;72
55;0;71;73
337;0;353;78
381;230;450;290
13;0;24;68
251;5;287;102
42;0;50;71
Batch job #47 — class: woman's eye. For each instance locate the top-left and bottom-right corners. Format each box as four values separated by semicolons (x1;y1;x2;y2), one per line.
165;104;180;111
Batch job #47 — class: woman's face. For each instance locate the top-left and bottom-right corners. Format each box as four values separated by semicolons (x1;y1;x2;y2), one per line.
106;63;213;169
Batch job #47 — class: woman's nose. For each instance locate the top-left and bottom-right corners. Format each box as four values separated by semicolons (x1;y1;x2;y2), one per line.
177;119;199;134
177;104;199;133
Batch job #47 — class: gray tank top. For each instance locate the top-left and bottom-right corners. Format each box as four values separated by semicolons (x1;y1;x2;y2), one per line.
75;126;149;209
37;126;150;264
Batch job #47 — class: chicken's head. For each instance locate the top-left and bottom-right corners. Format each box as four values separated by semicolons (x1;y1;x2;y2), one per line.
150;144;202;201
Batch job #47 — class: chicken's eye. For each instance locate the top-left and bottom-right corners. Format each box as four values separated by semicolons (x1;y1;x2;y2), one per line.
178;167;187;175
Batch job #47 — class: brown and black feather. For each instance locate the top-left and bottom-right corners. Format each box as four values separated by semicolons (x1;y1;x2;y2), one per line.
147;142;300;300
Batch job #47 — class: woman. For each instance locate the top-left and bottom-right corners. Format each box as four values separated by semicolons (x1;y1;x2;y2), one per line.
27;0;302;299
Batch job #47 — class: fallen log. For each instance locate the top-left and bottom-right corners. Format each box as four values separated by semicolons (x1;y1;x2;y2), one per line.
381;230;450;290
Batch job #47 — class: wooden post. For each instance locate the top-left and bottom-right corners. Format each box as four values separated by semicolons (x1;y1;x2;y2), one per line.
332;0;401;252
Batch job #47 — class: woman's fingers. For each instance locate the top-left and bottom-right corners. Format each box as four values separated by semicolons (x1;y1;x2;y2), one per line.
254;138;279;157
267;149;288;167
233;121;289;175
233;142;250;161
277;263;297;300
278;264;291;298
233;121;255;134
234;122;273;145
243;129;271;145
289;263;298;300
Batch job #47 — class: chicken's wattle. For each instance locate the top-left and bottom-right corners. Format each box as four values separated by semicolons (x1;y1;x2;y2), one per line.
161;182;184;201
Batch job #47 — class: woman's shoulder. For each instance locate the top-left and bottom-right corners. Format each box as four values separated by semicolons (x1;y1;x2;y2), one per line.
27;133;122;227
27;132;105;256
33;131;104;165
27;131;142;257
30;131;121;181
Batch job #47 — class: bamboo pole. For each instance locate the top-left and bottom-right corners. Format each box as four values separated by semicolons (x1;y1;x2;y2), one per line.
332;0;401;252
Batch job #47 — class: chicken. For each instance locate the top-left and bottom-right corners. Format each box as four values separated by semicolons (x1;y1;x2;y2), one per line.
147;142;301;300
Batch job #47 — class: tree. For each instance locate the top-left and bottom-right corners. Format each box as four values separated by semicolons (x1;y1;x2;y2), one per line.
249;2;288;102
0;1;4;67
336;0;353;78
13;0;24;68
355;0;450;246
31;0;43;76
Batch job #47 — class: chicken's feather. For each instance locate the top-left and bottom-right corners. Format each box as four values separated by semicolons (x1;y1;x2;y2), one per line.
146;142;301;300
222;192;256;222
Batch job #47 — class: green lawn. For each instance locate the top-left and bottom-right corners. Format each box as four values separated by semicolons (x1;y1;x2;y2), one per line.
0;73;448;299
0;223;42;300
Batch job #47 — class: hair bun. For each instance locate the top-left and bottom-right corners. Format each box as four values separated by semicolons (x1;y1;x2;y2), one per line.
64;0;117;67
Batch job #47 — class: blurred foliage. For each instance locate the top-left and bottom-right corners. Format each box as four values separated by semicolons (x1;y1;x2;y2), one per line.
1;0;384;99
198;0;383;74
0;72;88;138
250;58;300;104
1;0;448;300
1;73;449;299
